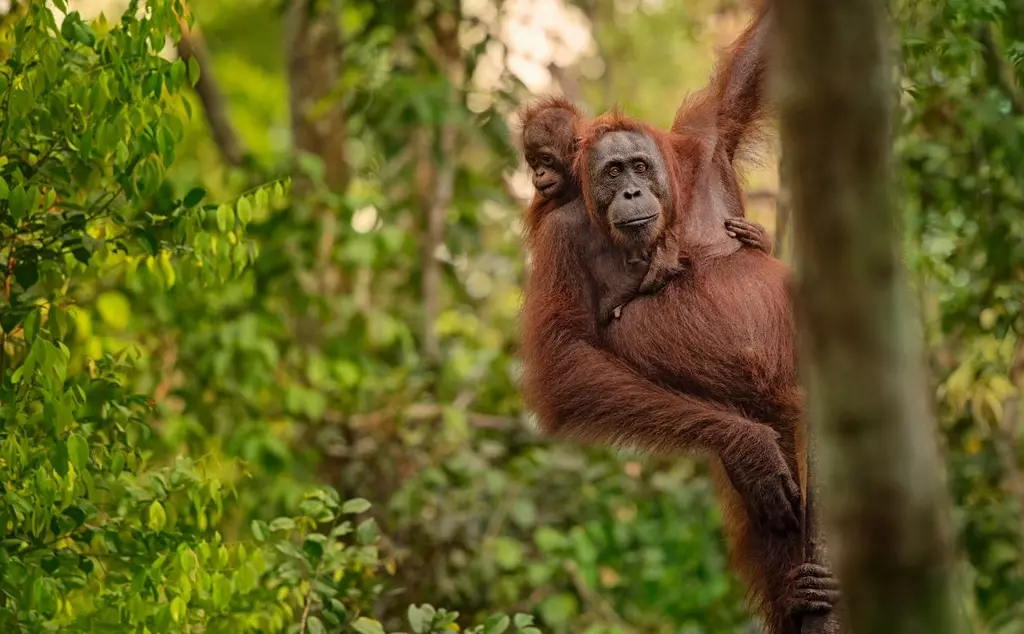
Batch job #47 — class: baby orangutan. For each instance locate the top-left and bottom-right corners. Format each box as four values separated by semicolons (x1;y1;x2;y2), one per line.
520;97;772;324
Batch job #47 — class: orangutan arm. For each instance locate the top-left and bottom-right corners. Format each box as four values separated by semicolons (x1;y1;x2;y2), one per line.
519;204;799;531
671;2;773;163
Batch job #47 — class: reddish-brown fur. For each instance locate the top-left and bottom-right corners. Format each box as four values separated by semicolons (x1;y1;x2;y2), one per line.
520;97;687;323
517;96;584;232
518;97;772;323
519;5;830;633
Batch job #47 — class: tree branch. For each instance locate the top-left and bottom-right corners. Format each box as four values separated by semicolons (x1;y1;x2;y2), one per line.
175;11;248;168
977;22;1024;117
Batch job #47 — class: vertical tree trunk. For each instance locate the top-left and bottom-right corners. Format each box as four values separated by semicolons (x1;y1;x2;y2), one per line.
418;121;456;365
418;5;463;366
285;0;347;192
774;1;964;633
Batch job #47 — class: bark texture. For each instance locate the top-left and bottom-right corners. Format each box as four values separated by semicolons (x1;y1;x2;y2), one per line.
774;1;965;633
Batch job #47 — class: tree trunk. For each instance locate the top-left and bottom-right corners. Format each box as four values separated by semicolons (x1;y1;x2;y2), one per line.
418;5;464;367
285;0;347;192
774;1;965;633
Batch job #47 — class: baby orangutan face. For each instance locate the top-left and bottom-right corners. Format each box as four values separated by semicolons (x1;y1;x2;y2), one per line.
522;107;579;202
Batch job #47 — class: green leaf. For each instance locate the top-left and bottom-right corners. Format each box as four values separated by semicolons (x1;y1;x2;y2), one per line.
409;604;428;633
254;187;269;213
251;519;269;542
510;498;536;528
539;593;578;626
493;537;523;570
513;614;534;628
115;141;129;168
148;500;167;531
67;433;89;470
482;614;510;634
212;573;231;609
23;308;41;345
352;617;386;634
268;517;295;532
142;71;162;98
0;175;8;200
235;562;258;594
110;451;125;478
14;258;38;290
301;537;324;561
236;196;252;223
187;57;201;86
534;526;567;552
170;596;186;623
216;204;233;232
179;548;196;573
96;291;130;330
328;598;348;622
9;183;28;220
306;615;326;634
52;441;69;477
356;518;379;545
169;58;186;87
341;497;371;514
183;186;206;207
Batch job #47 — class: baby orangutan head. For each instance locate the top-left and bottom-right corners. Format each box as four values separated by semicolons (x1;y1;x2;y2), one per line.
520;98;582;203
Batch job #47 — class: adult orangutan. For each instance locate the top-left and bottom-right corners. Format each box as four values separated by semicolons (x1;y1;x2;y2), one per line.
518;4;840;633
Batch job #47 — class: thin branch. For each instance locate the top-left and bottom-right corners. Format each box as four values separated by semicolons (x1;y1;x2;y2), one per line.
175;9;248;168
298;558;326;634
978;22;1024;117
564;560;634;631
419;123;456;365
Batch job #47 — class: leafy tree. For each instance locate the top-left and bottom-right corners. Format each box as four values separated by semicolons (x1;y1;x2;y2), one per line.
0;3;533;632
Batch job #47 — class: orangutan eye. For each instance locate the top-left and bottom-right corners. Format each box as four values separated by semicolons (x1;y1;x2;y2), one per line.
634;161;647;173
607;165;621;178
540;154;554;166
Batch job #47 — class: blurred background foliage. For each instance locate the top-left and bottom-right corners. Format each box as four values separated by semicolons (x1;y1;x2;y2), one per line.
0;0;1023;632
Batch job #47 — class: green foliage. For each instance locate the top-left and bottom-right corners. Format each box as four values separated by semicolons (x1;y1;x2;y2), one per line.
13;0;1024;632
899;0;1024;629
0;3;531;633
